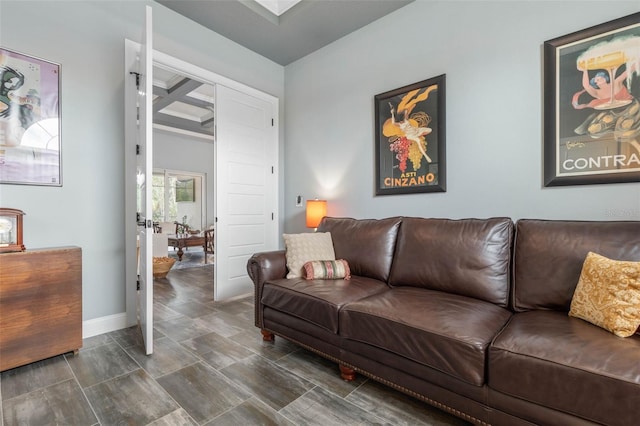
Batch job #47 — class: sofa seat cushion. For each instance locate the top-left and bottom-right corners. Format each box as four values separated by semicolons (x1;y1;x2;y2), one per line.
489;310;640;426
261;276;389;334
340;287;512;386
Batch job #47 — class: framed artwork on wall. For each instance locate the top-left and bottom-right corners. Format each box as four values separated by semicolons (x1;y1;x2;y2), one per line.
0;48;61;186
375;74;446;195
175;178;195;202
543;12;640;187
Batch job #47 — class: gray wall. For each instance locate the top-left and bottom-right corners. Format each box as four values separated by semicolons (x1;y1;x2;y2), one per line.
283;1;640;232
0;1;285;322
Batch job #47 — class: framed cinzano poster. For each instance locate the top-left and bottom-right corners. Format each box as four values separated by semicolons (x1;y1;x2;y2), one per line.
375;74;446;195
543;13;640;187
0;48;61;186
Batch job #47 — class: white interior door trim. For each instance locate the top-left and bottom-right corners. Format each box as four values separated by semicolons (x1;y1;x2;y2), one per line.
125;42;279;323
124;5;154;355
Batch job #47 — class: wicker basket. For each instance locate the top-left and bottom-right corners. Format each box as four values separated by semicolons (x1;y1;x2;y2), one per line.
153;256;176;278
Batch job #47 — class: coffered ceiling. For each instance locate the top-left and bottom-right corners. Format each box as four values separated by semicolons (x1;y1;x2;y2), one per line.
153;67;216;139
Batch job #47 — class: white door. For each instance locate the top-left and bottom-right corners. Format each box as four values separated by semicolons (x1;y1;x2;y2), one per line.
215;85;278;300
135;6;154;354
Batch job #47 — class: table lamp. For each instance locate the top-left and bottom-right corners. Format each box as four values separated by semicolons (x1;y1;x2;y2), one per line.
306;199;327;230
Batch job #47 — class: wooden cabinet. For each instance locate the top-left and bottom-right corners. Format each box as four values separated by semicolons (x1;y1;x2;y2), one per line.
0;247;82;371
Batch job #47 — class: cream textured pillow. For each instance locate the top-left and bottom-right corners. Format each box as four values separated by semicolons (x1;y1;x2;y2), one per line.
283;232;335;279
569;252;640;338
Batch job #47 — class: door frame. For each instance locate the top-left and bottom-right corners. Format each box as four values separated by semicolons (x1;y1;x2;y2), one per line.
125;44;279;326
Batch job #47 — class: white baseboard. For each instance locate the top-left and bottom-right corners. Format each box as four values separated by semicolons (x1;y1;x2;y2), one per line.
83;312;130;339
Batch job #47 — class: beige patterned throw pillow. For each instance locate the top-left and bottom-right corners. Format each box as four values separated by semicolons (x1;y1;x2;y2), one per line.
569;252;640;337
303;259;351;280
283;232;335;279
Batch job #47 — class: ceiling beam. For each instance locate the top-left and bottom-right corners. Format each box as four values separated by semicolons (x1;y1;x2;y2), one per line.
153;88;213;111
152;77;207;112
154;113;214;136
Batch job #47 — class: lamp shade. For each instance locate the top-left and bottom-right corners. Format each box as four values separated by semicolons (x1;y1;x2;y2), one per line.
306;199;327;228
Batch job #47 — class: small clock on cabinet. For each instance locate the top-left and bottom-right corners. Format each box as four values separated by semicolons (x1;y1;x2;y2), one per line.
0;208;25;253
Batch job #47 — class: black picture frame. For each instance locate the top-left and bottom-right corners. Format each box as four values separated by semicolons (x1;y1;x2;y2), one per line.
375;74;446;195
543;12;640;187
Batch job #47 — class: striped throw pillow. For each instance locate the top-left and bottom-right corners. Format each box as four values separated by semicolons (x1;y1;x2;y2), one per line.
303;259;351;280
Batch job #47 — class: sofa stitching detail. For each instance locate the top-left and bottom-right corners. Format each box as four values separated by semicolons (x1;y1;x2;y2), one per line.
348;367;490;426
265;329;489;426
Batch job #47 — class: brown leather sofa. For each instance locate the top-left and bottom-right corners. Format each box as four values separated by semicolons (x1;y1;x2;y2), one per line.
247;217;640;425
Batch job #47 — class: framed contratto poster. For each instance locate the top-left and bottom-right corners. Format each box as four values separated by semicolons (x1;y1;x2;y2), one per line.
0;48;61;186
375;74;446;195
543;12;640;187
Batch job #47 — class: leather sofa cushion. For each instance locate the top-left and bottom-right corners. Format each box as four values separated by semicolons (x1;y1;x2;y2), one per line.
340;287;512;386
261;276;389;334
388;217;513;307
489;310;640;426
512;219;640;312
316;216;401;282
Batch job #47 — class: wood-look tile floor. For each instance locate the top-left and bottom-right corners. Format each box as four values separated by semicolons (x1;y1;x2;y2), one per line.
0;264;470;426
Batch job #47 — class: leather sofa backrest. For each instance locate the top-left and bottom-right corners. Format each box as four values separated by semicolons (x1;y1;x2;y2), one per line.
512;219;640;312
317;216;402;282
388;217;513;307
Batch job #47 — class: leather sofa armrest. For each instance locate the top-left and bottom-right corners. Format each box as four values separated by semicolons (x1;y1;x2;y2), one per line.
247;250;287;328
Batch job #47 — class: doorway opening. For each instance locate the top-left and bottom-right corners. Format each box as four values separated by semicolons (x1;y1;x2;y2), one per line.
152;169;213;268
125;37;280;346
151;62;216;278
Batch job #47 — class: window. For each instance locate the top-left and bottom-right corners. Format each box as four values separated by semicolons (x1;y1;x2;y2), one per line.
152;170;204;230
152;173;173;222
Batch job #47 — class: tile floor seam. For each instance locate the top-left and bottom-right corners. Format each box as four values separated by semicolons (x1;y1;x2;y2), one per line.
144;374;199;426
273;397;301;426
0;360;72;401
150;357;203;381
0;376;75;405
155;360;253;425
344;376;370;400
282;384;392;426
1;376;101;426
195;393;254;426
123;335;204;378
64;354;102;426
69;340;137;380
81;366;146;393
